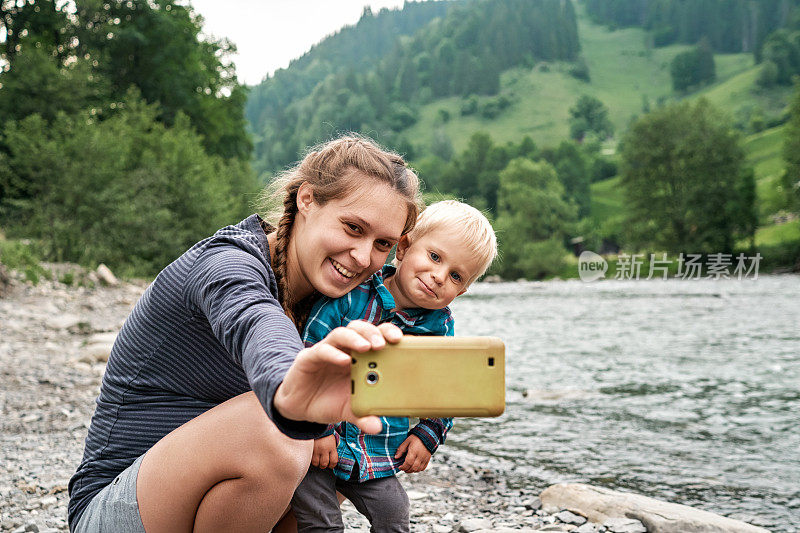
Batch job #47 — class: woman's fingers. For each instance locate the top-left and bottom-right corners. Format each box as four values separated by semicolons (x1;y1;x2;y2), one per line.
377;322;403;343
340;320;404;350
340;321;386;349
318;324;385;355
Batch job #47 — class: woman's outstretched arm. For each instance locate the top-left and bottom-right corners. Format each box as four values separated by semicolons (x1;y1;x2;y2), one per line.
136;320;400;533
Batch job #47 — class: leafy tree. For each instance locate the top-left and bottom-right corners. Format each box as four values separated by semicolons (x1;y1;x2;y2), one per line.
493;158;576;279
670;39;716;92
1;0;251;161
620;99;755;252
783;82;800;214
430;129;454;162
541;141;591;218
0;47;105;125
440;132;509;213
569;56;591;81
72;0;251;160
569;95;614;141
0;0;72;65
0;92;257;274
758;29;800;86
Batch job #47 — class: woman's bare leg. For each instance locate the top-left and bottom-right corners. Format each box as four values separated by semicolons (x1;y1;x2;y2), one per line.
136;391;313;533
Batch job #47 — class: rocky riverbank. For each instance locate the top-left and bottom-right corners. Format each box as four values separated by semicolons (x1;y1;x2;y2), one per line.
0;267;771;533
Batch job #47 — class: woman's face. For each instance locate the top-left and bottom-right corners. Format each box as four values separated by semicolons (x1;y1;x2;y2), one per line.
291;172;409;300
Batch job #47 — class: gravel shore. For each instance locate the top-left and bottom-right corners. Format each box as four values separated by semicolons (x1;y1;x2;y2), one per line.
1;273;599;533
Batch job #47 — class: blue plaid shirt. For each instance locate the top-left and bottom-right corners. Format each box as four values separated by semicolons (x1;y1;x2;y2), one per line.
302;265;454;482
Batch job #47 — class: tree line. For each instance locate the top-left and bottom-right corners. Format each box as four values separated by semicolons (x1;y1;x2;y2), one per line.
584;0;800;54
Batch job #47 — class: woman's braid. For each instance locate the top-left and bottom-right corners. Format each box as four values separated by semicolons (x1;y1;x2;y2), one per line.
273;182;300;327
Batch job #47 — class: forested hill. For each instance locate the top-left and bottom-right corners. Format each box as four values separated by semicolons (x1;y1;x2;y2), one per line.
244;1;454;131
584;0;800;55
246;0;580;175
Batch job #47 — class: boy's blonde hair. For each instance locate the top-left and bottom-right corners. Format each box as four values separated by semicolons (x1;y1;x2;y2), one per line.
403;200;497;284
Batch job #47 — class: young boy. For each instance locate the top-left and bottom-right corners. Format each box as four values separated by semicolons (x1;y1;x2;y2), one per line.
290;200;497;533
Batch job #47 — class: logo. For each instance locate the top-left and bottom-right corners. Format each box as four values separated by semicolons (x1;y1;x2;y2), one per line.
578;251;607;282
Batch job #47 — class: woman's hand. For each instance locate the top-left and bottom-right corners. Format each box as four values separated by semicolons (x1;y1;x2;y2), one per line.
273;320;401;434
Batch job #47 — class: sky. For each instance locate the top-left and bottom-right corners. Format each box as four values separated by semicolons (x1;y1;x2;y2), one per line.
188;0;413;86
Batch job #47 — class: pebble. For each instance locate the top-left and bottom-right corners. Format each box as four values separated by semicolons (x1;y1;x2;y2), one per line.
556;510;587;525
538;524;576;532
45;313;82;330
79;342;113;363
459;518;494;532
96;264;118;286
603;517;647;533
38;496;57;508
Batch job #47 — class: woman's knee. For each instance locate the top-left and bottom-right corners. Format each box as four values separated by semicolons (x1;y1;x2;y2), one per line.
229;393;313;482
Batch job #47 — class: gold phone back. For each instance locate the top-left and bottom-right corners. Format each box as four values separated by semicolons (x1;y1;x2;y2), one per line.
351;336;505;418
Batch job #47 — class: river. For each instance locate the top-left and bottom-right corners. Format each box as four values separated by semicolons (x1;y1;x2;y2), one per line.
447;275;799;532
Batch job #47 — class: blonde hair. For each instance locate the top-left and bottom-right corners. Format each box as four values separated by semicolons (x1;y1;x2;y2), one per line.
259;135;421;327
402;200;497;284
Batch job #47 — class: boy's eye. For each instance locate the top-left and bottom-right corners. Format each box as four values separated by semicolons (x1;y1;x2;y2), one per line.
375;239;392;251
429;251;440;262
450;272;462;283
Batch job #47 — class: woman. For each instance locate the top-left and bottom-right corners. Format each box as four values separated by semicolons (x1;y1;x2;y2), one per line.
68;136;422;532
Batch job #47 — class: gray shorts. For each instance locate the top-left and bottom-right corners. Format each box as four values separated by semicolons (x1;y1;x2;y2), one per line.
72;454;146;533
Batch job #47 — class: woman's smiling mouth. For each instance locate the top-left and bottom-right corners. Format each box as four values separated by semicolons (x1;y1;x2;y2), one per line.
330;258;357;279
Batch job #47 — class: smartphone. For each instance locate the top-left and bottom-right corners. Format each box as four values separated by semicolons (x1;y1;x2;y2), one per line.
350;336;505;418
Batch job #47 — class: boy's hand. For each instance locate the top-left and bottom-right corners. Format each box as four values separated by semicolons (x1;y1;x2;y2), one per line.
311;434;339;469
394;434;431;473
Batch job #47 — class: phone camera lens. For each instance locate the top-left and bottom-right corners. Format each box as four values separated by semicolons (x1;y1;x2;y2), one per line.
365;371;379;385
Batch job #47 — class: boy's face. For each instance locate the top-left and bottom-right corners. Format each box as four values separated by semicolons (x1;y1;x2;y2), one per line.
391;227;484;310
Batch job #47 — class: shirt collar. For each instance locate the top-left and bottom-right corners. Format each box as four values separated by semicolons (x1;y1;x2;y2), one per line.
369;265;397;311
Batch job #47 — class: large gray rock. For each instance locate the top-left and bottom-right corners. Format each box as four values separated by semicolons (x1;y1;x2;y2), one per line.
540;483;769;533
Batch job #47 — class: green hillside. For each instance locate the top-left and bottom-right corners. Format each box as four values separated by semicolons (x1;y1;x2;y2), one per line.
404;8;768;154
744;125;790;222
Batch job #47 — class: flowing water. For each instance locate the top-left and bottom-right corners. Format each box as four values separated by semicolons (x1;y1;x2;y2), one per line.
447;275;800;531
